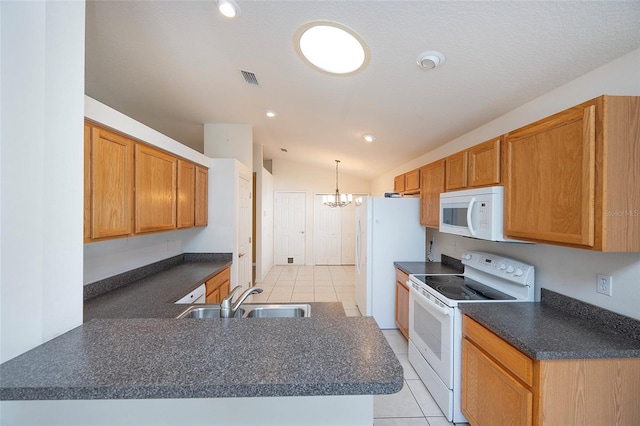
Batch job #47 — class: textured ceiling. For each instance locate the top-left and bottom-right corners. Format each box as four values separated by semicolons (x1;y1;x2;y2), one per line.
85;1;640;179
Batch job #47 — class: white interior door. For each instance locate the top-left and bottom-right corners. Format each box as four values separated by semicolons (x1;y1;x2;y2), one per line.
314;195;341;265
340;202;356;264
274;192;306;265
238;175;252;290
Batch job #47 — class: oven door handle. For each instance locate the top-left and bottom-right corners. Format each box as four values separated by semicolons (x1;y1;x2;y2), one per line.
466;197;477;236
409;284;452;317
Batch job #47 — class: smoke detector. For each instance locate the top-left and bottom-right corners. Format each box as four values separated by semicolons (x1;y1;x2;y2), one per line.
416;51;446;69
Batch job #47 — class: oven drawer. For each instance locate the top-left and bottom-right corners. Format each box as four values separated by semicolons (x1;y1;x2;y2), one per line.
462;315;533;387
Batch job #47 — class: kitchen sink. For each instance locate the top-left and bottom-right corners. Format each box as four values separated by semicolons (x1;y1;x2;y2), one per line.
244;304;309;318
176;303;310;319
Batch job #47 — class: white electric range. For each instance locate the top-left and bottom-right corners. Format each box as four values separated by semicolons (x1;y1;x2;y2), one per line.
407;251;535;423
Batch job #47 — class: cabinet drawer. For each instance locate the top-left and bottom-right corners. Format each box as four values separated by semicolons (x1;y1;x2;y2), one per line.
396;269;409;288
206;267;230;297
463;315;533;387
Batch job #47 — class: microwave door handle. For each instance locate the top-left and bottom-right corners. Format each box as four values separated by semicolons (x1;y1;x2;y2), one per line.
467;197;477;236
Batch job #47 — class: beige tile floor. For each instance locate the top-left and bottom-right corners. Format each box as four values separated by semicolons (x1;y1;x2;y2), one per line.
253;265;461;426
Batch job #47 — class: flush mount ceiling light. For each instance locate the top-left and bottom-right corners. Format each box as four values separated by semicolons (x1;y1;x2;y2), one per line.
294;21;370;76
416;51;446;69
265;110;277;118
362;134;376;143
217;0;240;18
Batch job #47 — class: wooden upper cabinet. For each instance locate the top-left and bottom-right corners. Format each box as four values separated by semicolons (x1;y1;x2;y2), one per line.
394;174;406;193
404;169;420;193
394;169;420;194
177;160;196;229
505;102;596;247
468;137;501;188
445;138;501;191
505;95;639;251
445;151;468;191
135;144;177;234
84;123;91;242
86;125;134;241
195;166;208;227
420;160;445;228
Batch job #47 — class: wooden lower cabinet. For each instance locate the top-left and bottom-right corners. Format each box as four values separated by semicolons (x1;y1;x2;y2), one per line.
206;267;230;304
462;315;640;426
395;269;410;340
462;333;533;426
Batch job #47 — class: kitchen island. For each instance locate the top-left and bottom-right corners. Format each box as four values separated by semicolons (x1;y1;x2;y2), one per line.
0;257;403;426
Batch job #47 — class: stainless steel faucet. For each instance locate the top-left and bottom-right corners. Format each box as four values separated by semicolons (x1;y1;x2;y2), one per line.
220;286;263;318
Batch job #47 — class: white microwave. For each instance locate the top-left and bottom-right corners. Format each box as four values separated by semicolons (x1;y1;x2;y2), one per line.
439;186;525;242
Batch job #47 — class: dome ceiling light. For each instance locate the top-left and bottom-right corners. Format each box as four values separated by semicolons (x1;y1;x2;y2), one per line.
294;21;370;76
362;134;376;143
416;51;446;69
217;0;240;18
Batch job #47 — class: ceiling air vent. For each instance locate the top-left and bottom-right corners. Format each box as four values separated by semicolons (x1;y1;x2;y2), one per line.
240;70;259;86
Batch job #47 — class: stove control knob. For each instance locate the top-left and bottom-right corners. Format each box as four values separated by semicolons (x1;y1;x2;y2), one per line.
462;252;472;260
506;265;515;273
499;263;507;270
514;268;524;277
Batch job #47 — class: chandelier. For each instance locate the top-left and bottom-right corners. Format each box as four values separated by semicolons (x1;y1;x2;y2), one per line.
323;160;352;208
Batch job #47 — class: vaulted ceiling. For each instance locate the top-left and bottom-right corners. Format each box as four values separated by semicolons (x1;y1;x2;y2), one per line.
85;1;640;179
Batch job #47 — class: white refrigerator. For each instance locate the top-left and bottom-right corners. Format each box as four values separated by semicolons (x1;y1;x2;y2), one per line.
355;197;426;329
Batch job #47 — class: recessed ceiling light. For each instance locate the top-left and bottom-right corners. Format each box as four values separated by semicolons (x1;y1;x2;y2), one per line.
217;0;240;18
266;110;277;118
294;21;370;76
362;134;376;143
416;51;446;69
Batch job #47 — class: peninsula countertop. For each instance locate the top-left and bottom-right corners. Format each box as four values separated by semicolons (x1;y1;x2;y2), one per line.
1;258;403;401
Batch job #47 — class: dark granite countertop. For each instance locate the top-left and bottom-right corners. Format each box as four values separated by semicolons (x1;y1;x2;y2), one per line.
0;316;402;400
394;261;462;276
1;256;403;401
84;260;232;321
460;290;640;360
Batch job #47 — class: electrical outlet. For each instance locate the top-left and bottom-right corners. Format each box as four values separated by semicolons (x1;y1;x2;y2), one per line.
596;274;613;296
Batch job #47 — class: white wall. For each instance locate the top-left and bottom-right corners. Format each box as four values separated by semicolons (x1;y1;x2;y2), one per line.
429;230;640;320
204;123;253;172
185;159;252;288
1;1;85;362
272;159;371;265
372;48;640;195
374;48;640;320
260;169;275;282
253;144;275;283
83;97;211;284
83;231;198;284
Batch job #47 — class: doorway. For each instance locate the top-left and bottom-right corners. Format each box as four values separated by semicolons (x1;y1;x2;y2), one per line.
314;195;356;265
274;192;306;265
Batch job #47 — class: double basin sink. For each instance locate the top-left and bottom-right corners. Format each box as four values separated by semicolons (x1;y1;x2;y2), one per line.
177;303;311;319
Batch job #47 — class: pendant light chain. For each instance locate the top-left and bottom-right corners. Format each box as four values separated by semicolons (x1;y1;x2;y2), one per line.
323;160;352;208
